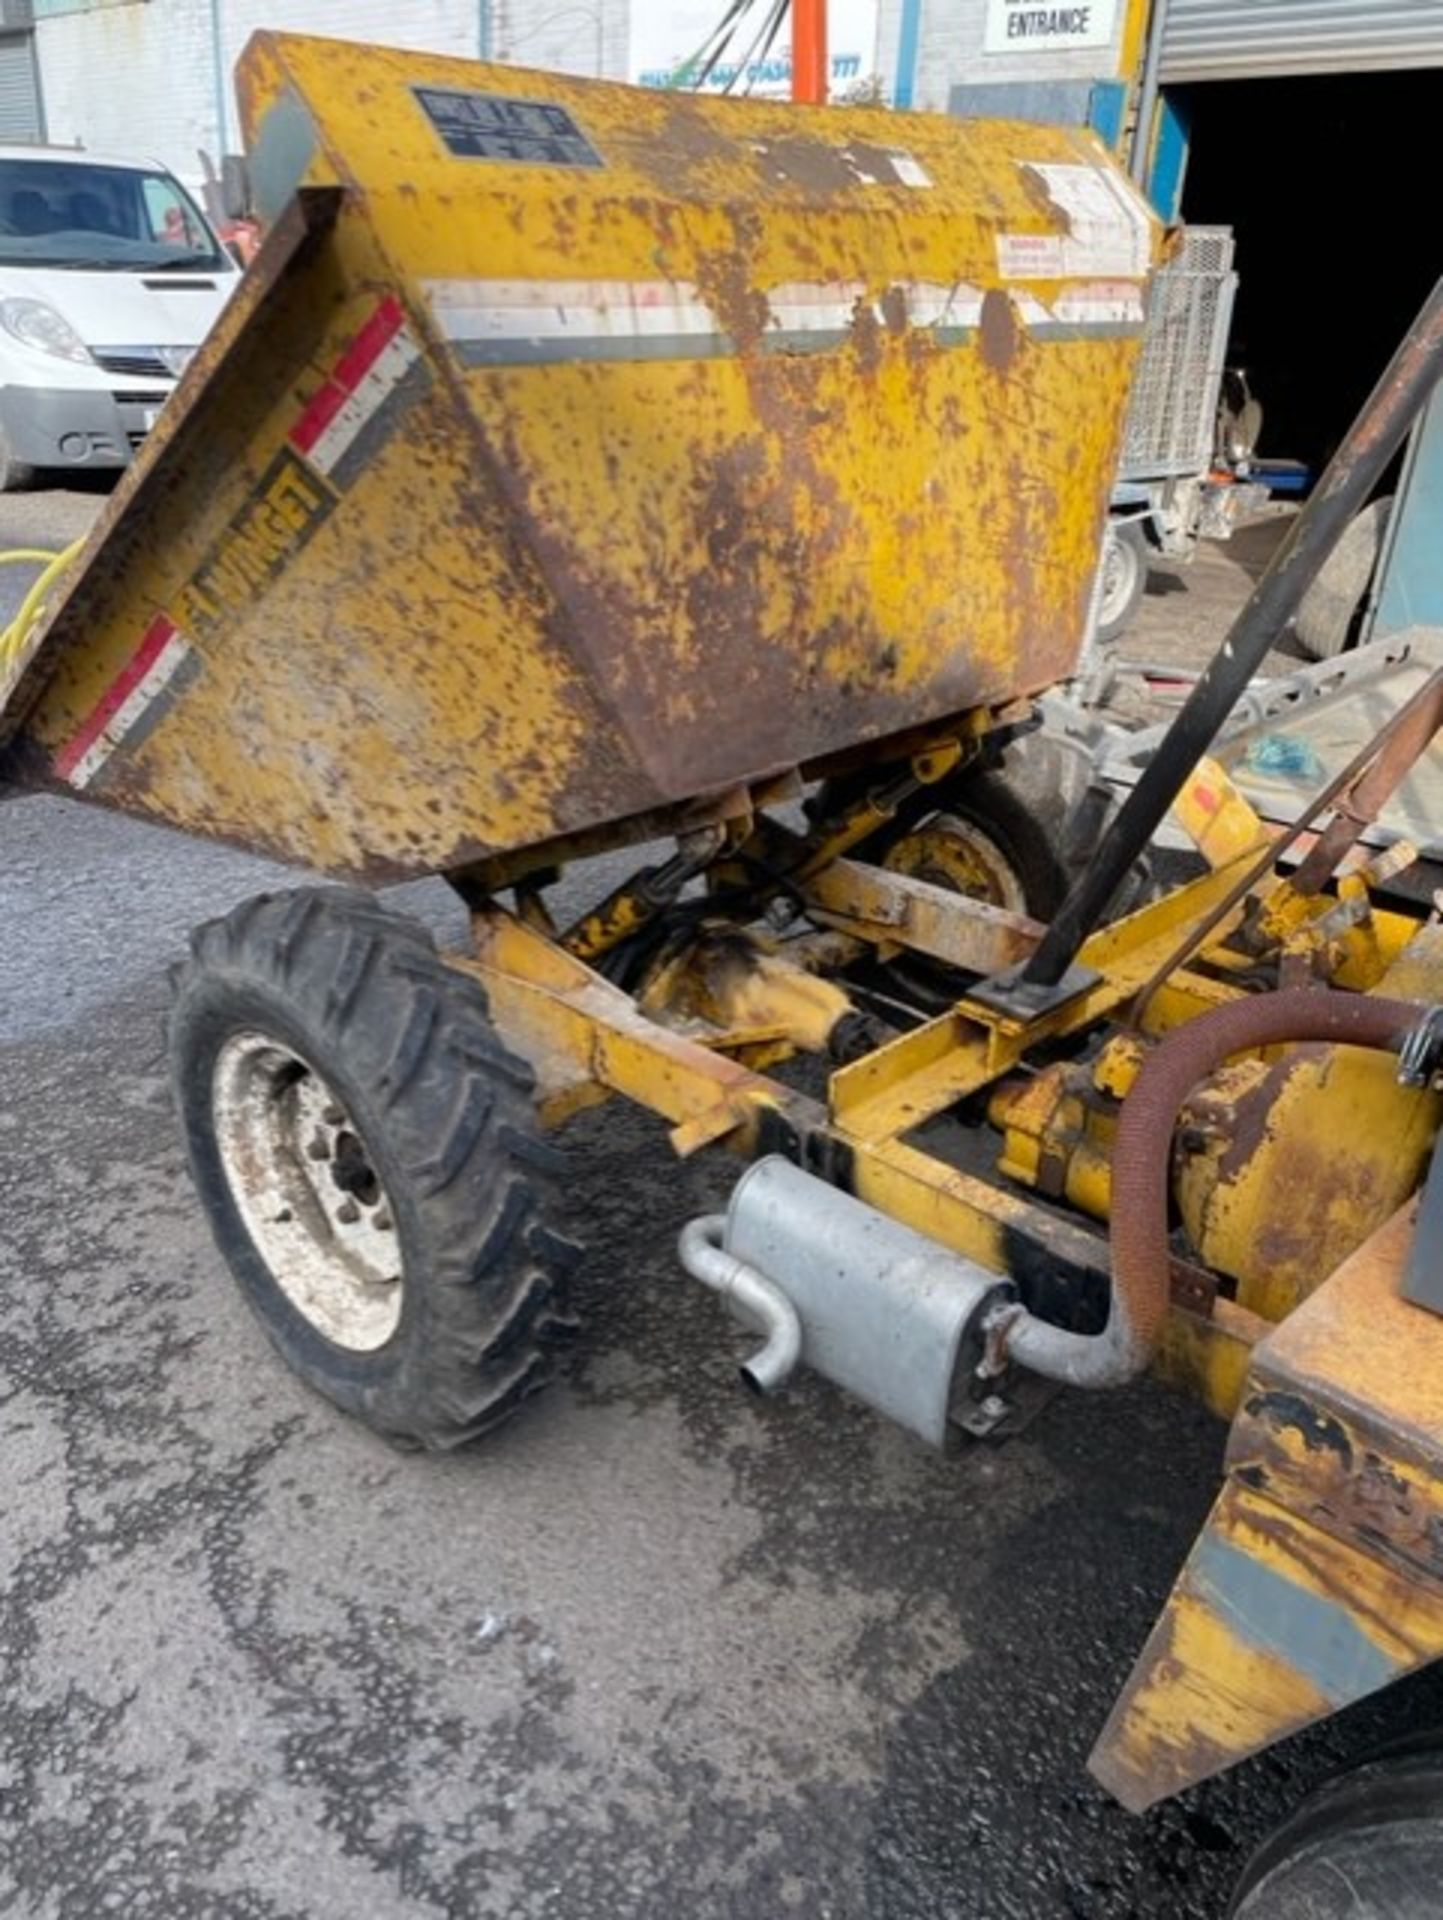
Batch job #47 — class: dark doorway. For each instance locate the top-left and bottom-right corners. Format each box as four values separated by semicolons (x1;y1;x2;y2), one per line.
1170;68;1439;481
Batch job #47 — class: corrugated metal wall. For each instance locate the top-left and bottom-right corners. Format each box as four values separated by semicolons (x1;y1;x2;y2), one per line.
0;32;41;140
1161;0;1443;80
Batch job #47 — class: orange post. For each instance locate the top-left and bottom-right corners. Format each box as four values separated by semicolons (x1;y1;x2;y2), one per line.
791;0;828;103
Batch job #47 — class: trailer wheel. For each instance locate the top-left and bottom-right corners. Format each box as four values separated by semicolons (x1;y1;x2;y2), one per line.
1230;1737;1443;1918
1293;495;1392;660
1096;520;1149;645
168;887;577;1450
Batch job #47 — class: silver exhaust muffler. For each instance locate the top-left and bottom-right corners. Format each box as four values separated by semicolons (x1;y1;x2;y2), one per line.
679;1156;1013;1448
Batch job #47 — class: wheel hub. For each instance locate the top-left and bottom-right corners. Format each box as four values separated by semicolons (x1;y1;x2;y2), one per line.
883;815;1028;914
211;1032;403;1350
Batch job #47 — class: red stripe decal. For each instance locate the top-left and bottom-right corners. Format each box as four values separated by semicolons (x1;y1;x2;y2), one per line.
331;294;405;394
288;294;405;456
55;613;176;779
290;378;348;454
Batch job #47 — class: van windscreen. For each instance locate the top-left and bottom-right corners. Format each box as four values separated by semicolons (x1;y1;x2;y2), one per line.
0;159;222;271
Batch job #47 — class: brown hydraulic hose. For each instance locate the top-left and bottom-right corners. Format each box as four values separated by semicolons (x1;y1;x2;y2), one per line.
1110;988;1423;1364
998;988;1427;1389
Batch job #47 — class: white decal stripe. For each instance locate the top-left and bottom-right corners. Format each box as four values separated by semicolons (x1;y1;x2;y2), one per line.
425;278;1007;345
308;328;423;477
65;633;191;789
422;274;1145;356
1053;290;1147;324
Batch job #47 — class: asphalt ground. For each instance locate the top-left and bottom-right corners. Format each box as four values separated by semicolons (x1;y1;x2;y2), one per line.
2;484;1437;1919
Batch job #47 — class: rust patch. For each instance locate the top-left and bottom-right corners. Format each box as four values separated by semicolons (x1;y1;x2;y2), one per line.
842;140;909;187
1020;164;1071;232
880;285;909;336
850;299;883;376
979;290;1019;375
692;209;771;351
1168;1257;1218;1317
1214;1052;1315;1185
1245;1390;1354;1468
649;94;740;188
753;136;857;197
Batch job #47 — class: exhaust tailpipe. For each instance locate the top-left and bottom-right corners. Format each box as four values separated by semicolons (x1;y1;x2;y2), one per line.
677;1214;803;1395
679;1157;1013;1448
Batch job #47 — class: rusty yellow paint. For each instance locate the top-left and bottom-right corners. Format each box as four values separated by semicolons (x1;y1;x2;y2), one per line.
1090;1475;1443;1811
5;34;1159;881
987;905;1443;1330
827;851;1264;1140
1154;1296;1267;1422
637;925;856;1059
1118;0;1155;86
801;854;1042;976
1096;1201;1443;1809
991;1057;1114;1217
1174;924;1443;1322
465;896;1120;1290
991;1032;1153;1222
1230;1200;1443;1580
1170;756;1271;871
462;908;791;1146
462;865;1443;1816
4;33;1441;1826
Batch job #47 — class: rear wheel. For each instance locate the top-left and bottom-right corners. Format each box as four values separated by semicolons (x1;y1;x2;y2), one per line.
1231;1739;1443;1918
878;773;1069;922
168;886;578;1449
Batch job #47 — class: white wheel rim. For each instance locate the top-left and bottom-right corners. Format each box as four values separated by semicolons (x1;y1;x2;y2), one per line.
211;1032;403;1350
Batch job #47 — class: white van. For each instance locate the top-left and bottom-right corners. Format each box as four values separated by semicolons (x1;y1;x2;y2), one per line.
0;146;242;489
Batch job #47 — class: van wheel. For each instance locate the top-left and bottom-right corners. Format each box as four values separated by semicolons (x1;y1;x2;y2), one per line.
0;430;35;492
168;887;579;1450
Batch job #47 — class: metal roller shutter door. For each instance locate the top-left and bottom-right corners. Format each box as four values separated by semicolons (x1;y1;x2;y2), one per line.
0;34;41;142
1161;0;1443;80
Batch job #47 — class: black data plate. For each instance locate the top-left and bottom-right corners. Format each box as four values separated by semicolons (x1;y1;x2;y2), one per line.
413;87;604;168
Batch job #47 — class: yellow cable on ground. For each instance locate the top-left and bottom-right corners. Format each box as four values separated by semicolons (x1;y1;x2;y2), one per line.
0;541;84;676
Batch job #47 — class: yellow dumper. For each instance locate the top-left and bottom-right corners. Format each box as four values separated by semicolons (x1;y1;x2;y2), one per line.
6;35;1443;1906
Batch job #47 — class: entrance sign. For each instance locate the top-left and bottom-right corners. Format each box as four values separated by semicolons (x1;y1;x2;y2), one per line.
984;0;1119;53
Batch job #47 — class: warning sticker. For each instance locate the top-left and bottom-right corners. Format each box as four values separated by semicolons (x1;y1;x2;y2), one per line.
996;233;1065;280
998;161;1151;281
413;87;603;168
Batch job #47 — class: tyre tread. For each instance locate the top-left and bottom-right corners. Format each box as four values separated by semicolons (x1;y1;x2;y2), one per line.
169;886;577;1450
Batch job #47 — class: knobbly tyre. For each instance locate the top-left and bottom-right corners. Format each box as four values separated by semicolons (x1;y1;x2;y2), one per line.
5;36;1443;1912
